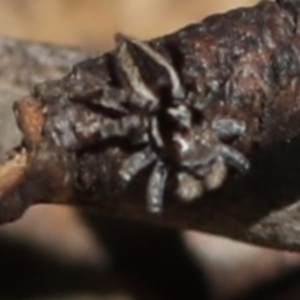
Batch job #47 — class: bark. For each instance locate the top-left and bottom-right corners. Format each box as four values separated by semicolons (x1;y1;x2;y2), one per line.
2;1;300;251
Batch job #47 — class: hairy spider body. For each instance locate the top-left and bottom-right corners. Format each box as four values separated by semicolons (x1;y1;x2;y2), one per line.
31;4;280;213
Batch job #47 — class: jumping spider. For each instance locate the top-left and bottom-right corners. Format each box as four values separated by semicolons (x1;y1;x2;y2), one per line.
114;34;250;213
38;34;250;213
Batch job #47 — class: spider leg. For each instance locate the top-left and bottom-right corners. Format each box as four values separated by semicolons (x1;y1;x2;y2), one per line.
146;160;168;213
212;118;246;140
119;147;157;183
115;34;159;109
115;33;184;100
218;145;250;173
72;113;148;148
149;116;164;148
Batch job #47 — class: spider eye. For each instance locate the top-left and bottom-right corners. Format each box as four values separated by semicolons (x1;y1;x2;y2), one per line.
115;33;184;103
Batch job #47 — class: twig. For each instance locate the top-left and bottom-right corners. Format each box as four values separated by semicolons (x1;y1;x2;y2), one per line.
2;1;300;251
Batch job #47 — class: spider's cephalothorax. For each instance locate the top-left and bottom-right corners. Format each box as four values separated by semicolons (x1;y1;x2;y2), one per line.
113;34;250;213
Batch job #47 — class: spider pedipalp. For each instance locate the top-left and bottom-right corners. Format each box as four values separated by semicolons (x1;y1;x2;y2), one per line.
176;172;204;202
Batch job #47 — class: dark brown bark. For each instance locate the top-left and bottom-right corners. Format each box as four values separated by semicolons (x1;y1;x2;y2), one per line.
2;1;300;251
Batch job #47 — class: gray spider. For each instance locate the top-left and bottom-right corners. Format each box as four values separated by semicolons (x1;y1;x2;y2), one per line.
114;34;250;213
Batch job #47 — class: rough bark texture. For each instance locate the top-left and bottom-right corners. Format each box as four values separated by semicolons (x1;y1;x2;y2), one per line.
2;1;300;251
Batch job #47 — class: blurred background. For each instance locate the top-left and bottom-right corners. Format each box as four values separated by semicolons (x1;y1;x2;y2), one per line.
2;0;300;299
0;0;256;48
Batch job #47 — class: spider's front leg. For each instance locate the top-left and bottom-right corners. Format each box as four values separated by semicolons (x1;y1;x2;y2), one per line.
115;33;185;112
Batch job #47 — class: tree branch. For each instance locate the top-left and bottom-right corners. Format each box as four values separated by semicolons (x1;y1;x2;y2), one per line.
2;1;300;251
